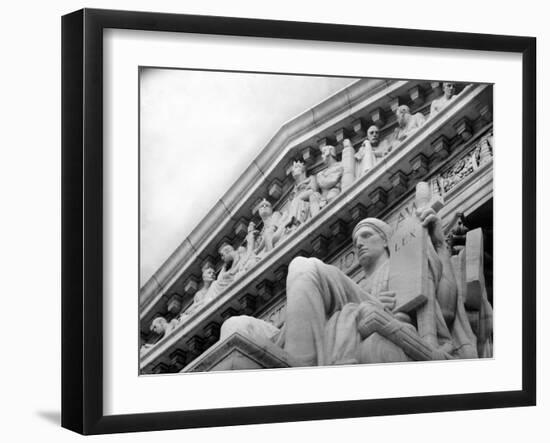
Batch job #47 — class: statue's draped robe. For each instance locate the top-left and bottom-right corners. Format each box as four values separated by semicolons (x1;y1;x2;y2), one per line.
274;249;481;366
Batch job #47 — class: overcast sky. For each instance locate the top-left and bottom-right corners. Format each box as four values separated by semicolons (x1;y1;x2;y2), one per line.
140;68;355;285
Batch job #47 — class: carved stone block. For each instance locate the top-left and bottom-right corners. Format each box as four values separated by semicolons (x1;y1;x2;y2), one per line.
311;234;329;258
410;153;429;176
301;146;316;164
349;203;369;223
257;279;274;302
330;219;348;240
204;322;221;345
369;187;388;211
370;107;385;128
274;264;288;285
352;118;365;136
166;293;183;315
409;85;425;105
186;335;205;357
268;179;283;200
478;104;493;124
335;127;352;144
238;293;257;315
431;135;451;158
234;217;249;239
390;171;408;194
454;117;473;141
317;137;335;149
221;307;239;321
169;349;187;370
183;275;199;296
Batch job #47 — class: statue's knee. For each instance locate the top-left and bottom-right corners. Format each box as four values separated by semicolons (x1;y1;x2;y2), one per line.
288;256;317;277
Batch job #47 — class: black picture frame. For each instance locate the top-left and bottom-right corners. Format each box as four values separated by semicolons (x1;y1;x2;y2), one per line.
61;8;536;435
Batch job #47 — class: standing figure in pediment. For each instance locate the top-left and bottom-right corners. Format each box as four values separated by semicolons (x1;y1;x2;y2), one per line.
177;264;217;322
286;160;320;225
315;144;343;209
391;105;426;149
355;125;390;177
429;82;457;119
250;198;293;255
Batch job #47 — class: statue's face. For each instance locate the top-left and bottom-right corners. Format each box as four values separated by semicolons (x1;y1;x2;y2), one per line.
219;245;235;264
353;226;387;267
395;105;410;126
366;126;380;146
442;82;456;98
151;319;166;335
291;162;305;178
321;145;335;163
257;200;273;219
202;266;215;282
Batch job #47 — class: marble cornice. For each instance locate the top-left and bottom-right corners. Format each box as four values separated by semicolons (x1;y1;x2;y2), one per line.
140;83;491;371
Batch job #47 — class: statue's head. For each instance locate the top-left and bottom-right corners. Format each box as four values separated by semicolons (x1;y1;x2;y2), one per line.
320;144;336;163
201;264;215;283
257;198;273;219
218;242;236;265
395;105;411;127
352;218;392;269
442;82;456;99
366;125;380;146
291;160;306;179
150;317;168;335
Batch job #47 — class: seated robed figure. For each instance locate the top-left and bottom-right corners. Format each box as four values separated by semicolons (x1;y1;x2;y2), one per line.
221;186;490;366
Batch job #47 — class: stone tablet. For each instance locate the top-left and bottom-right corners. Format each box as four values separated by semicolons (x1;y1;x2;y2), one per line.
388;214;429;313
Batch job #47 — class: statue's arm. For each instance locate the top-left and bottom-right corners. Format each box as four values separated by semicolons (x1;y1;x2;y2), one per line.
418;207;458;325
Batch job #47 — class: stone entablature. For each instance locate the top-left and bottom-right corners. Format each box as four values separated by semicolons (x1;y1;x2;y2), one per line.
139;83;492;373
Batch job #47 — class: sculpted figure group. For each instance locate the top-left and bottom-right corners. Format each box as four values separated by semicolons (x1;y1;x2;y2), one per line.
222;182;493;366
141;85;463;354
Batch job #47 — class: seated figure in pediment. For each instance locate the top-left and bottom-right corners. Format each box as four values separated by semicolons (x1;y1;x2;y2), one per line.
391;105;426;150
429;82;457;119
177;264;217;323
315;144;343;209
354;125;391;177
286;161;320;225
219;182;492;367
250;199;294;256
140;316;179;354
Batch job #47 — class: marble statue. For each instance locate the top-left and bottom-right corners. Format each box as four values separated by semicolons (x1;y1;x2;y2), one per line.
177;264;217;321
206;242;256;298
140;316;178;354
220;182;490;367
315;144;344;209
391;105;426;148
429;82;457;119
354;125;390;176
286;161;321;224
252;198;293;255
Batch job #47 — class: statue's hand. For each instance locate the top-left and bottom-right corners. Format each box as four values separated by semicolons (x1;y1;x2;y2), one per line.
416;207;445;249
378;291;396;312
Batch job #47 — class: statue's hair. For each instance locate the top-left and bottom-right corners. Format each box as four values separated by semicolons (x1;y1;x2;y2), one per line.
292;160;305;170
396;104;410;114
218;241;234;253
352;218;393;252
150;316;167;332
320;144;336;156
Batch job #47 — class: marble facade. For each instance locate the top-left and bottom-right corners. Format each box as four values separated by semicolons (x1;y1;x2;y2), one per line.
139;78;494;374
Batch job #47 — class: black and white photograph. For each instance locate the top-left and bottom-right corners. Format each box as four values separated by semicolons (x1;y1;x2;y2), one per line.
139;69;494;375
